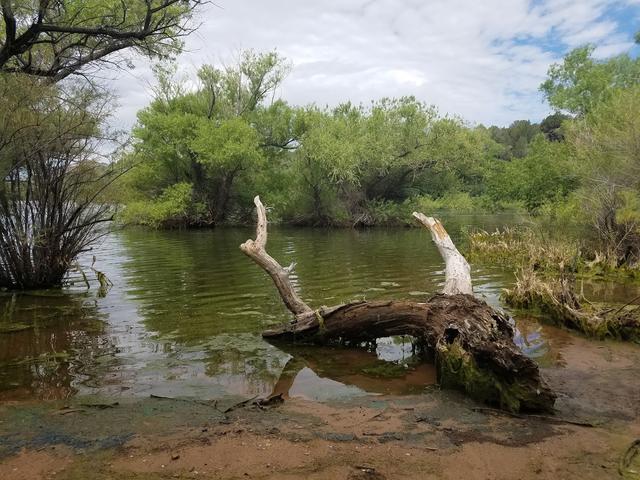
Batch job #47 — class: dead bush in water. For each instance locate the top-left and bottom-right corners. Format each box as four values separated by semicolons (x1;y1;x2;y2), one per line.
467;227;640;281
504;267;640;342
467;228;579;273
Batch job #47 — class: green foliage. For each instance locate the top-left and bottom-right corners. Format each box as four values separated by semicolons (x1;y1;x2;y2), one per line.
277;98;498;225
616;190;640;227
564;85;640;263
122;76;506;228
569;85;640;183
540;112;570;141
488;120;540;159
116;40;640;273
120;50;288;227
0;0;201;81
486;135;578;213
411;193;487;214
119;182;199;228
192;117;263;171
540;45;640;115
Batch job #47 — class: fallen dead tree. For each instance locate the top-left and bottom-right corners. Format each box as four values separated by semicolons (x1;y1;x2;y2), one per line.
240;196;555;413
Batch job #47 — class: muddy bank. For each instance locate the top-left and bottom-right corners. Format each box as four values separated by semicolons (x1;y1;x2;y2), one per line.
1;334;639;480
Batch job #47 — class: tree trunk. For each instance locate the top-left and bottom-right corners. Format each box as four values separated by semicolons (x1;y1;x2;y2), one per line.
240;196;556;413
213;168;239;225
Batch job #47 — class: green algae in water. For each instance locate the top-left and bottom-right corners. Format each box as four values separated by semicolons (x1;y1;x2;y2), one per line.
0;223;619;403
361;361;410;378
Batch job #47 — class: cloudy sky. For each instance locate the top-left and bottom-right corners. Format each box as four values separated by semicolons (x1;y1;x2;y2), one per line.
110;0;640;131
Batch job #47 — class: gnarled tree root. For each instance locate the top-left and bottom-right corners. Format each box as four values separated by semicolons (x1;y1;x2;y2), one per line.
241;196;556;413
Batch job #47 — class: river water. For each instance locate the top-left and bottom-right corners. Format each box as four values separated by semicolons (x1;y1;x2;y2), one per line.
1;216;638;403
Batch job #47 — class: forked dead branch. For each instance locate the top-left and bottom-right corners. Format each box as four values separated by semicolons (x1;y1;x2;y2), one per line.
240;196;556;413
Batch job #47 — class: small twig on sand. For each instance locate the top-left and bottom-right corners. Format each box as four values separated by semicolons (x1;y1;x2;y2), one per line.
56;408;85;415
619;439;640;478
221;396;259;413
149;394;220;409
80;402;119;409
471;407;595;427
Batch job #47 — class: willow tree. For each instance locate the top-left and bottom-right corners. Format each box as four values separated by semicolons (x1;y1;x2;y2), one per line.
122;50;291;227
285;98;494;225
0;0;203;289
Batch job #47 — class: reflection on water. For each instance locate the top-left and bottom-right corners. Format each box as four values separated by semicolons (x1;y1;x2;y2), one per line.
272;339;438;401
1;216;638;402
0;292;113;400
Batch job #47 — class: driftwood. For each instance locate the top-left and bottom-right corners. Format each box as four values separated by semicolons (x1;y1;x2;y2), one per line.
240;196;555;412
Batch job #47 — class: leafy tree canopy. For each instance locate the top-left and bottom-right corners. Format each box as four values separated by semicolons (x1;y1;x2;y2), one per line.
540;45;640;116
0;0;202;81
121;50;290;226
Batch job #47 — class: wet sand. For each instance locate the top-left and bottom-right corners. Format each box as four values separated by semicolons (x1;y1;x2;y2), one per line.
1;334;639;480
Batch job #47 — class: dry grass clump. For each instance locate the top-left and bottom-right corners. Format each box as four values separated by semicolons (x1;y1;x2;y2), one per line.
468;227;640;341
467;227;640;281
504;267;640;342
466;228;579;274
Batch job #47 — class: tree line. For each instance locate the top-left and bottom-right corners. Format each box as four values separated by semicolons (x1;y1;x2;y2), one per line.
1;0;638;289
116;43;638;238
113;53;570;228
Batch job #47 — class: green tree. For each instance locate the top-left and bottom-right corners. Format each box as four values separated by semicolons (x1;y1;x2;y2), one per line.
0;0;202;289
122;50;291;227
540;112;569;142
488;120;541;159
0;0;202;80
540;45;640;116
486;135;577;213
565;85;640;263
281;97;496;225
286;103;366;224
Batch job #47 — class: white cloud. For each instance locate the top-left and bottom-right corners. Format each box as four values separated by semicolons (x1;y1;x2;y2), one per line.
108;0;639;130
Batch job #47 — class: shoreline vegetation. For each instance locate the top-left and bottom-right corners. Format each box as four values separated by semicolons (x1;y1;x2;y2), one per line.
119;193;526;229
468;227;640;342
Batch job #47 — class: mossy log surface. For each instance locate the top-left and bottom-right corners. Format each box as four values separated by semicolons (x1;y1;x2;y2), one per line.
241;196;556;413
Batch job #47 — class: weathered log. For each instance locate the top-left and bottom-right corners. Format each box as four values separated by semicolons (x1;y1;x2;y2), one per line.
240;197;312;317
412;212;472;295
240;196;556;412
